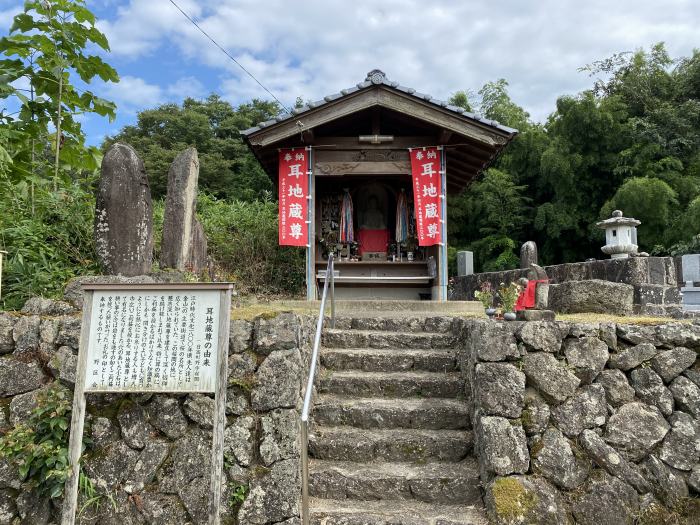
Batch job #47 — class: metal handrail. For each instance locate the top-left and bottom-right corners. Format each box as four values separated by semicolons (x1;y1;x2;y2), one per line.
300;253;335;524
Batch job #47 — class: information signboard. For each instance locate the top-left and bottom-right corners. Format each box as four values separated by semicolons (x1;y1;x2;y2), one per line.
61;283;232;525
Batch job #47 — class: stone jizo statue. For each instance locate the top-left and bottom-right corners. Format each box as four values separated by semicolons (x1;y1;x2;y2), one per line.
360;196;386;229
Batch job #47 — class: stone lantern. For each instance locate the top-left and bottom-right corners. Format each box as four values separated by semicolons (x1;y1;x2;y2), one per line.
596;210;641;259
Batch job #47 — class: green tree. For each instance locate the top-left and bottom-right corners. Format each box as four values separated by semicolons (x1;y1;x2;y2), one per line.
448;90;473;112
0;0;118;188
449;169;528;272
478;79;530;130
104;96;279;200
0;0;117;308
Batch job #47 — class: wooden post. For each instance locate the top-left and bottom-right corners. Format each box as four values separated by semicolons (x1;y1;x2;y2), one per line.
61;291;94;525
208;288;232;525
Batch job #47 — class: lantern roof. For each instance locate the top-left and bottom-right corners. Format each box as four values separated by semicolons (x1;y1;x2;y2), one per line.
596;210;641;229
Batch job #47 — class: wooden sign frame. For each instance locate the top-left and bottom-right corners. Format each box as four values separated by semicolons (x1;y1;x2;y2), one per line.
61;283;233;525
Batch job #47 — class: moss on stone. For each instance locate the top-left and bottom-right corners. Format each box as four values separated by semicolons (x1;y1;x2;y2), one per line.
491;476;538;522
228;375;256;392
529;438;544;458
635;501;682;525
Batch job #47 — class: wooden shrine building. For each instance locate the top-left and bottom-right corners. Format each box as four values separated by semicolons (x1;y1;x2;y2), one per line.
242;70;516;301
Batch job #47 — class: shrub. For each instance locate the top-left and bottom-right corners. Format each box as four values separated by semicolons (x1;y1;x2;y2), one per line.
196;194;305;296
0;176;99;310
0;385;76;498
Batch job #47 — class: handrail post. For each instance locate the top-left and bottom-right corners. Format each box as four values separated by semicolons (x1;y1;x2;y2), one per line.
299;252;334;524
301;420;309;525
329;254;335;329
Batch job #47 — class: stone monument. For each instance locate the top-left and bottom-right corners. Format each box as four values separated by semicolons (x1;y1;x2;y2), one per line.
457;251;474;277
95;143;153;276
681;254;700;312
161;148;208;274
520;241;538;269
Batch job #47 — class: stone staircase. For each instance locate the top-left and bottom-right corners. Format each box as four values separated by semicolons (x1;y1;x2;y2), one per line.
307;316;487;524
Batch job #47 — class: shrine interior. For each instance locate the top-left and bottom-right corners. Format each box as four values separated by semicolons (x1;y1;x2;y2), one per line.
315;174;439;300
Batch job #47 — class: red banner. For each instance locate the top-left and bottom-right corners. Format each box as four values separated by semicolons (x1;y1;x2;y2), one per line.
410;147;443;246
278;148;309;246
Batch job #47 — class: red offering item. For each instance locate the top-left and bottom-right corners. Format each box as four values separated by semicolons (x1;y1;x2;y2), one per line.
409;147;443;246
515;280;548;311
358;229;390;256
278;148;309;246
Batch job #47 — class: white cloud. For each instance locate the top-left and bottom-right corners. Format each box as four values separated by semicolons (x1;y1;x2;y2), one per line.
95;0;200;57
0;4;22;31
98;75;164;112
166;76;206;99
97;0;700;122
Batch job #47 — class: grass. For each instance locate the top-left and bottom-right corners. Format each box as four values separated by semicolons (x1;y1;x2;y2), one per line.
556;312;692;325
228;295;693;325
229;301;314;321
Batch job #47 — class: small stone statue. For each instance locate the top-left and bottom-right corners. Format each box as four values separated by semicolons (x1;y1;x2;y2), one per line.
360;196;386;229
516;264;555;321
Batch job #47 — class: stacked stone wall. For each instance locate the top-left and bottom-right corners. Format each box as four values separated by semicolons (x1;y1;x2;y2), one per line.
3;296;700;524
0;296;313;525
459;318;700;524
452;256;684;316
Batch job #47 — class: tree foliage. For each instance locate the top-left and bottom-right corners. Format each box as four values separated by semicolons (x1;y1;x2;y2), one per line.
448;43;700;271
103;96;279;200
0;0;118;183
0;0;117;309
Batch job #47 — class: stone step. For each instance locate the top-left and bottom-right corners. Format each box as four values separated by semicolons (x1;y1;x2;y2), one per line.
330;315;457;333
323;329;457;350
319;370;465;398
282;299;482;314
309;426;472;463
310;498;488;525
313;396;470;430
308;458;482;506
321;347;458;373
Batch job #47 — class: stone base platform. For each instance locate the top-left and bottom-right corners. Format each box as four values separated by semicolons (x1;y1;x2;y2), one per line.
281;299;483;315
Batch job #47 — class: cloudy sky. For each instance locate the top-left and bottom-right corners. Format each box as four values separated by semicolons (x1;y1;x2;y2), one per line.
1;0;699;144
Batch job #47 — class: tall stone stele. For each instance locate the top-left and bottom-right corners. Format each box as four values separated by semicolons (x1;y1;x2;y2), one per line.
161;147;208;273
95;143;154;276
520;241;538;269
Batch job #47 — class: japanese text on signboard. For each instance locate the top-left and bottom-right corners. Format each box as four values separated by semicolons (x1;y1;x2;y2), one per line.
410;146;443;246
84;290;220;393
278;147;309;246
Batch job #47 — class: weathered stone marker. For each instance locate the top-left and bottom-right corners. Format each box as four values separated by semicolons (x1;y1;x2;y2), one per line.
457;250;474;277
161;147;208;273
681;254;700;311
95;143;153;276
520;241;538;269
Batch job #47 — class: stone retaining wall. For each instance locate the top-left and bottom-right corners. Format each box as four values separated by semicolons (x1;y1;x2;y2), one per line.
0;296;313;525
451;256;684;316
3;294;700;524
459;318;700;524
